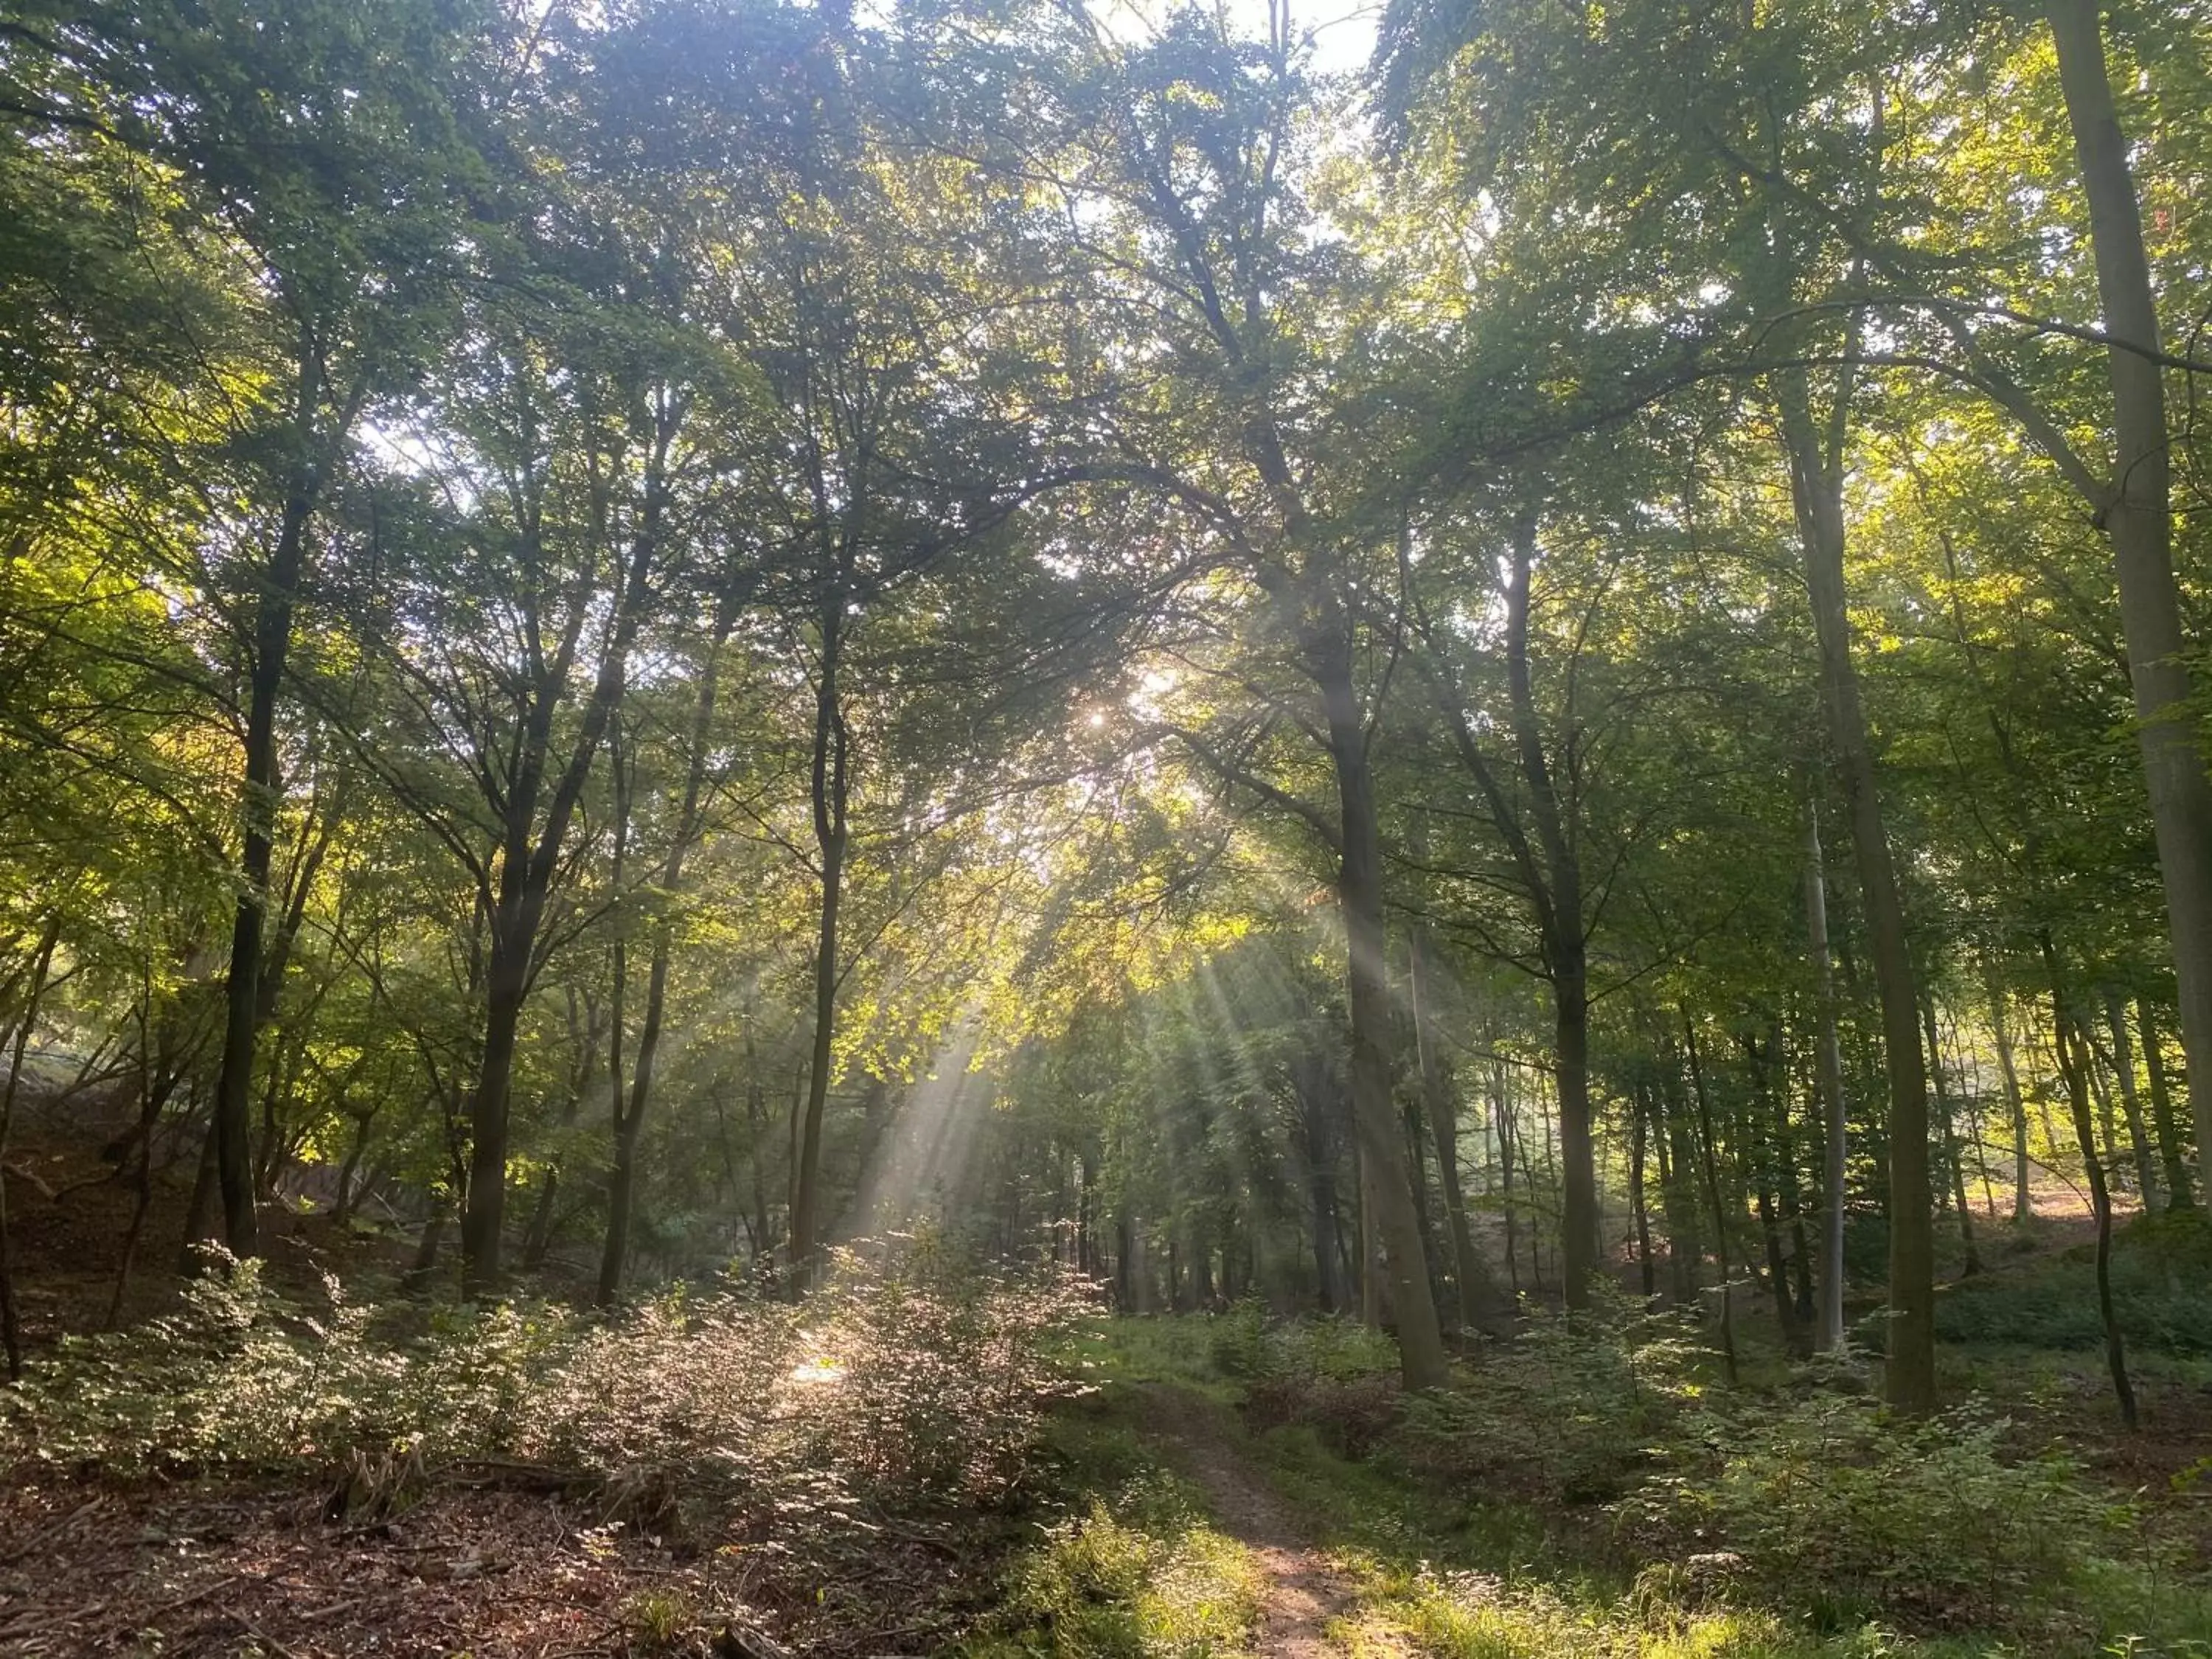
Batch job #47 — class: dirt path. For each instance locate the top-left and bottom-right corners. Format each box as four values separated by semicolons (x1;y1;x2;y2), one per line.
1133;1385;1383;1658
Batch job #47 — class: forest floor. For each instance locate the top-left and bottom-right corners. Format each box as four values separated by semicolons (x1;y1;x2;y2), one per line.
1130;1383;1388;1657
7;1106;2212;1656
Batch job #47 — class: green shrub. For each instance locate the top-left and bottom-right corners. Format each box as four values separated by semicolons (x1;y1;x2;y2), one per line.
1934;1256;2212;1355
1206;1298;1267;1380
1615;1397;2119;1636
1240;1313;1404;1456
1;1243;1093;1530
1400;1297;1707;1506
981;1470;1263;1657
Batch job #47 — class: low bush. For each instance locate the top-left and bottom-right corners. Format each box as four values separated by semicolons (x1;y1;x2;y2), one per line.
1935;1255;2212;1356
1400;1297;1706;1505
1;1242;1093;1529
973;1468;1264;1658
1614;1397;2121;1636
1239;1312;1404;1456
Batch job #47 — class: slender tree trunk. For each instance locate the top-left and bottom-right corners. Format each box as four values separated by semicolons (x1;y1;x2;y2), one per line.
1357;1143;1382;1328
1322;641;1447;1388
1300;1060;1344;1314
107;998;172;1332
2104;990;2160;1210
458;464;660;1296
2046;1;2212;1199
2045;941;2138;1428
1497;1064;1520;1296
1781;391;1935;1411
1748;1032;1811;1356
1923;993;1982;1276
401;1200;449;1295
1989;967;2034;1221
1402;1095;1445;1315
1411;929;1488;1327
1659;1079;1702;1305
1;917;63;1377
180;1114;221;1270
596;731;636;1304
1804;798;1850;1352
461;895;538;1295
790;596;849;1287
1630;1084;1655;1299
330;1113;373;1228
209;484;318;1262
1492;514;1599;1310
2140;998;2193;1207
1683;1021;1739;1385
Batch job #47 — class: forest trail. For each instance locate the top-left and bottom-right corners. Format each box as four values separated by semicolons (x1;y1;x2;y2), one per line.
1133;1384;1394;1657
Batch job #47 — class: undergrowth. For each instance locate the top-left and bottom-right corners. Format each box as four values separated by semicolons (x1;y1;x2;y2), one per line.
2;1240;1089;1530
1148;1302;2212;1658
963;1402;1265;1657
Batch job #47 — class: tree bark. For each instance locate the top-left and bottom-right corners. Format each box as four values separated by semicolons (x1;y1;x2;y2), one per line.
2047;0;2212;1199
2103;989;2160;1210
1989;966;2034;1221
789;588;849;1287
1922;992;1982;1276
0;917;63;1378
1683;1021;1738;1385
459;473;658;1296
1322;636;1447;1388
209;480;317;1262
1780;385;1935;1411
2045;940;2138;1429
1630;1084;1655;1299
1804;797;1850;1352
599;613;731;1303
1411;928;1488;1327
1496;515;1599;1309
2139;998;2193;1207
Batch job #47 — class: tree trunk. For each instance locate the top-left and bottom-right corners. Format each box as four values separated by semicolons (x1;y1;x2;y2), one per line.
461;896;538;1295
1659;1079;1702;1305
1322;644;1447;1388
1780;389;1935;1411
209;483;317;1262
2045;942;2138;1428
2104;990;2160;1210
790;595;849;1287
1989;967;2034;1221
457;463;660;1296
1922;993;1982;1276
1804;799;1850;1352
330;1113;373;1227
401;1199;451;1295
1411;930;1488;1327
0;917;63;1377
2047;0;2212;1199
1496;1064;1520;1296
1683;1021;1738;1385
1496;514;1599;1310
1402;1095;1446;1316
1630;1084;1656;1299
2140;998;2193;1207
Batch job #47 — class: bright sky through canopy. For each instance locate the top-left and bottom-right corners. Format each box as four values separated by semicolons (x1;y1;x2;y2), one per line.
1097;0;1379;73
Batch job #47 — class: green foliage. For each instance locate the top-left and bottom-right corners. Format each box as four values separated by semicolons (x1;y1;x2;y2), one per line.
1230;1308;1405;1458
1615;1399;2121;1638
1936;1216;2212;1355
973;1469;1264;1658
2;1248;1091;1525
1402;1299;1708;1505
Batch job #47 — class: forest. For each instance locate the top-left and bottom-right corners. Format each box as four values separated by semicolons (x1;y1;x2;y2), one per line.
4;0;2212;1652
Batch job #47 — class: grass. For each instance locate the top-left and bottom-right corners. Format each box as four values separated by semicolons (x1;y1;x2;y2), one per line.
958;1387;1267;1656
